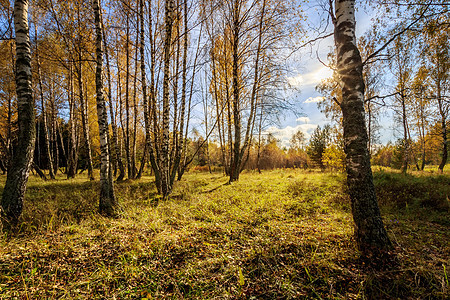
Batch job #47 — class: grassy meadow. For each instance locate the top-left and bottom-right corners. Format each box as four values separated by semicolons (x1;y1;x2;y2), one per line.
0;168;449;299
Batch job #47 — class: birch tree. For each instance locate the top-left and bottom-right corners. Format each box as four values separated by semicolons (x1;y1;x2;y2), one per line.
93;0;117;215
331;0;391;252
1;0;35;227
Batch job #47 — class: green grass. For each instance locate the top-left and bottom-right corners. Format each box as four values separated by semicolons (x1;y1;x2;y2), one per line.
0;169;449;299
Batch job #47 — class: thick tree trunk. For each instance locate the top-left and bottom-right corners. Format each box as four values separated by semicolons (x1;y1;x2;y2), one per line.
1;0;36;227
94;0;117;216
333;0;391;252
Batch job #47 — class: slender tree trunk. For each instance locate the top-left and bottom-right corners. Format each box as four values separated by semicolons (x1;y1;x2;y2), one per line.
238;0;265;173
35;27;55;179
76;6;94;180
6;16;14;165
333;0;391;252
148;2;162;188
367;101;372;156
1;0;36;227
132;9;140;179
230;0;241;183
125;13;132;179
50;91;59;175
94;0;117;216
116;48;125;182
139;0;158;180
77;62;94;180
177;19;202;181
401;93;408;173
32;162;47;181
56;121;67;171
256;100;264;174
67;62;78;178
171;16;181;171
103;26;123;180
170;0;188;183
160;0;175;198
437;80;447;173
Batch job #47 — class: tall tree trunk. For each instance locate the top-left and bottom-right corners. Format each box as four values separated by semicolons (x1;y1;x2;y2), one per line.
161;0;175;198
333;0;391;252
230;0;241;182
1;0;36;227
238;0;265;174
93;0;117;216
170;0;188;183
125;13;132;179
177;19;202;181
56;121;67;171
67;62;78;178
116;47;126;182
437;80;447;173
50;91;59;175
132;8;140;179
401;93;408;173
148;0;162;187
77;61;94;180
76;6;94;180
103;25;123;180
419;101;426;171
139;0;158;181
35;26;55;179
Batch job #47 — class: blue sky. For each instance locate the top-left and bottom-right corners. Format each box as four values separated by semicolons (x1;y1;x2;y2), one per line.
266;4;396;148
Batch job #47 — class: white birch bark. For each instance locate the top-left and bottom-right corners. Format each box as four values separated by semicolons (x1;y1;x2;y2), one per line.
1;0;36;227
333;0;391;252
94;0;117;216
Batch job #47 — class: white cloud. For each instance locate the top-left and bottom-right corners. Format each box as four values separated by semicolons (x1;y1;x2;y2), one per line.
296;117;310;123
287;66;333;89
304;96;325;103
287;74;304;87
264;124;318;148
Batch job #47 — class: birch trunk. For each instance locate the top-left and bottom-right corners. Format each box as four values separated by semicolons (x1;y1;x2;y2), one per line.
1;0;36;227
160;0;175;198
333;0;391;252
94;0;117;216
229;0;241;182
170;0;188;183
140;0;158;180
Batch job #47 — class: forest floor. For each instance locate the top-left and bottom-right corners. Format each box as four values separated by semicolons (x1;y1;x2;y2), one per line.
0;168;449;299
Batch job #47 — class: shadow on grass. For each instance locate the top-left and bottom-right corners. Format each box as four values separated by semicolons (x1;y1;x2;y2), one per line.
0;177;160;234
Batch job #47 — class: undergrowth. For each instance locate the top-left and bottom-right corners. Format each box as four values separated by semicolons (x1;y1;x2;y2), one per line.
0;169;448;299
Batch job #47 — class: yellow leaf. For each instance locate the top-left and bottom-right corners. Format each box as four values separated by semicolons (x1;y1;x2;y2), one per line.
238;267;245;286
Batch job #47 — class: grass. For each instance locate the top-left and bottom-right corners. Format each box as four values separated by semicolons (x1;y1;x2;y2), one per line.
0;168;449;299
